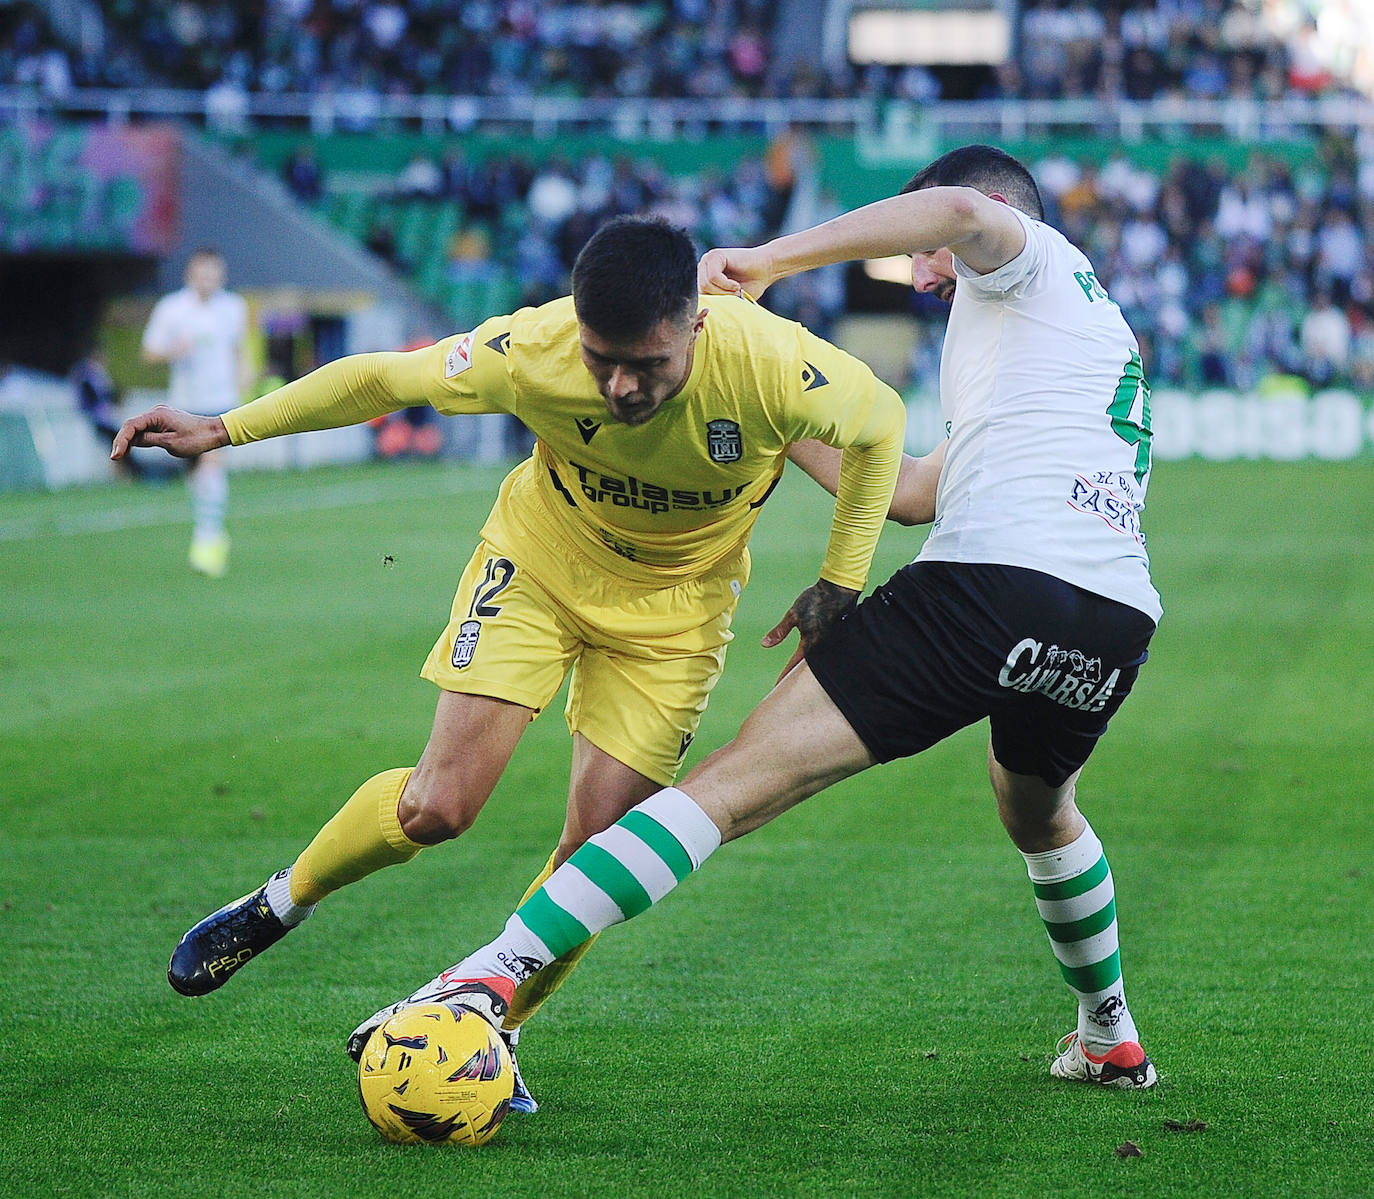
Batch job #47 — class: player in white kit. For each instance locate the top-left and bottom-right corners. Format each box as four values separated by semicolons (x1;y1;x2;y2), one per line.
141;248;251;576
352;145;1163;1092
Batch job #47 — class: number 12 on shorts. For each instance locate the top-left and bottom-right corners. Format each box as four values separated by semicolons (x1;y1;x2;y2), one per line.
470;557;516;618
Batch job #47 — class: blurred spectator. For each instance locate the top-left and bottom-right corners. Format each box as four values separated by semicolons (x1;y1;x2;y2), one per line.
1300;291;1352;387
527;158;581;228
761;126;813;237
396;153;444;201
71;349;142;479
364;219;401;268
282;143;323;203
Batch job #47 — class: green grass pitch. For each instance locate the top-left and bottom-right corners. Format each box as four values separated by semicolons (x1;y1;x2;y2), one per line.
1;456;1370;1198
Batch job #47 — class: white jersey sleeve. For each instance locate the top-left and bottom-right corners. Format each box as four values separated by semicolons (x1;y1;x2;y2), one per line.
917;207;1161;622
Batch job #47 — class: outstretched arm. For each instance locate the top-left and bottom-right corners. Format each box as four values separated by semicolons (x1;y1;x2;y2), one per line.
113;345;451;462
788;438;947;527
699;186;1026;296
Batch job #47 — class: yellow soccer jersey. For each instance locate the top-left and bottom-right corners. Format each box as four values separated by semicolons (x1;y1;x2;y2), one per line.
222;294;904;589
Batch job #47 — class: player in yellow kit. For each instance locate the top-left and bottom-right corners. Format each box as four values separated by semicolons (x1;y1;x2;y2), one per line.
112;216;905;1111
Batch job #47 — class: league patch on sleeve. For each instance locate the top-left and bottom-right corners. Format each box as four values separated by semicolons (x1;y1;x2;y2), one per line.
444;332;475;378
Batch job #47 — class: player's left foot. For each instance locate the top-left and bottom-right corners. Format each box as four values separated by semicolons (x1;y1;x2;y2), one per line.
167;881;290;996
1050;1030;1157;1089
189;533;230;578
500;1029;539;1114
346;975;515;1063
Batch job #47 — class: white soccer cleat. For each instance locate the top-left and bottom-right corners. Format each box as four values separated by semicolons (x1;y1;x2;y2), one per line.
346;974;515;1062
1050;1030;1157;1089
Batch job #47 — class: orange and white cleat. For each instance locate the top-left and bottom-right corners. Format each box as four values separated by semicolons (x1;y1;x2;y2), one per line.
1051;1030;1157;1089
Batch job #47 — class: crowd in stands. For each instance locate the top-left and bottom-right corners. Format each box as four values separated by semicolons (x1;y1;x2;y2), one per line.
904;137;1374;394
279;120;1374;396
5;0;1373;396
282;132;802;316
1045;136;1374;393
2;0;1367;107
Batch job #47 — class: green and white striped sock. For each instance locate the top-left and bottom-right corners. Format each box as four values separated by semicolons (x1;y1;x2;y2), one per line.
454;788;722;983
1024;822;1140;1050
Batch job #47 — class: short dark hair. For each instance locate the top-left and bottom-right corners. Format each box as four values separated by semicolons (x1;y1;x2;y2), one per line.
571;216;698;342
901;144;1044;221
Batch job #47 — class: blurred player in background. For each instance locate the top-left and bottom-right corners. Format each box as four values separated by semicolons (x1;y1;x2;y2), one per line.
140;247;253;577
113;215;906;1113
359;145;1163;1094
71;348;141;480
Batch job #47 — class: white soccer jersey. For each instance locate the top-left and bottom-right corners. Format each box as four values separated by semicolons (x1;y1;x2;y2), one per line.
142;287;248;415
917;207;1162;622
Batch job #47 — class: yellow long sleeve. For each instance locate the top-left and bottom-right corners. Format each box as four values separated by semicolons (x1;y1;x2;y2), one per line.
817;383;906;591
222;347;449;444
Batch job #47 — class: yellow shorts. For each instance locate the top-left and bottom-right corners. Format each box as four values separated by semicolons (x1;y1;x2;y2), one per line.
422;536;750;785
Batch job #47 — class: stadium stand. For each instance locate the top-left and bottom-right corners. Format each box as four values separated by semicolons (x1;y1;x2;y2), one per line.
226;126;1373;393
2;0;1373;489
7;0;1363;105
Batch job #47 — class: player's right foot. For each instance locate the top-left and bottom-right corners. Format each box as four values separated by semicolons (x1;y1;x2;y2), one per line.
167;881;291;996
1050;1031;1157;1089
346;975;515;1063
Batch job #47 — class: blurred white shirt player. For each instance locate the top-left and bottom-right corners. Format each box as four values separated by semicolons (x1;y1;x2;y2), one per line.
142;248;252;577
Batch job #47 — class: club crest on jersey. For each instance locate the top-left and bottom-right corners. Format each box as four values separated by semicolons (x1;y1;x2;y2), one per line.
444;333;475;378
705;419;742;463
451;619;481;669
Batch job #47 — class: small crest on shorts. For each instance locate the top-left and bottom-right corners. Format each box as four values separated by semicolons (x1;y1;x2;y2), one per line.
451;619;482;669
678;731;694;760
445;333;475;378
705;418;742;463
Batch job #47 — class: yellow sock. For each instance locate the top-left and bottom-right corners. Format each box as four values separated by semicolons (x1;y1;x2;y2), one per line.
288;768;423;907
504;849;600;1032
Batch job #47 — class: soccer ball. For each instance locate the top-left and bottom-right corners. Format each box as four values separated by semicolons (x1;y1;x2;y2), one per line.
357;1002;514;1146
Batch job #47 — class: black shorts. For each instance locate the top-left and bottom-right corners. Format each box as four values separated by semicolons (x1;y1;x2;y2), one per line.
805;561;1156;787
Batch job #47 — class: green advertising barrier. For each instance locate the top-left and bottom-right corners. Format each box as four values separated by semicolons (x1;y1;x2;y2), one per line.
230;128;1319;212
0;122;180;254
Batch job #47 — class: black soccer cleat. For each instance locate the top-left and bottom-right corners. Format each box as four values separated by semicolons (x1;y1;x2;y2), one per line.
167;881;291;996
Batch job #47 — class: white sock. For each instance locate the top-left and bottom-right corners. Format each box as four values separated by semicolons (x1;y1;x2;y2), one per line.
265;868;316;928
189;460;228;540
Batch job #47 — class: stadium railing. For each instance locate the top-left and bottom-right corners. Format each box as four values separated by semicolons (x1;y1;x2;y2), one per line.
3;88;1374;142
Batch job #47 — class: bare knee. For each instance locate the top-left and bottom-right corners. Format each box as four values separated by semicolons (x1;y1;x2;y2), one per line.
397;777;483;845
989;750;1084;853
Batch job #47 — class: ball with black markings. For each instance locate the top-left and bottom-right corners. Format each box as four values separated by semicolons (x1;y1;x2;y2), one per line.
357;1002;514;1146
